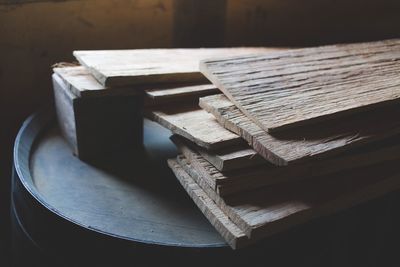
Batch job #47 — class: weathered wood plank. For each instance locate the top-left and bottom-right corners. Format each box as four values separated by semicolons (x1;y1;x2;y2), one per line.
73;47;277;87
169;156;400;248
168;159;250;249
200;94;400;165
171;135;265;171
145;83;219;106
173;133;400;195
148;106;243;150
200;39;400;132
53;66;139;98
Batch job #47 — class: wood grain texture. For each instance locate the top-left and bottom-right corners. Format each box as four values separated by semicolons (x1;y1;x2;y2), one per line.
145;83;219;106
148;105;243;150
73;47;277;87
200;94;400;165
168;159;250;249
200;39;400;132
170;156;400;248
171;135;265;171
53;66;139;98
173;133;400;196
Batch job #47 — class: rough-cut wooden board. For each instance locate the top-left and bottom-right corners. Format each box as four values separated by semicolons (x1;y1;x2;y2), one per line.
54;65;218;106
169;158;400;249
200;94;400;165
171;135;265;171
148;106;243;150
168;159;250;249
173;134;400;196
73;47;276;87
200;39;400;132
53;66;139;97
145;83;219;106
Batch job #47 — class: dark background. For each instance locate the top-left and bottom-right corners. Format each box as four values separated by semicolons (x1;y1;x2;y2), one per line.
1;0;400;264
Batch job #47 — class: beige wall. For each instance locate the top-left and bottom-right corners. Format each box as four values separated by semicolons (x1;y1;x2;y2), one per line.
0;0;400;221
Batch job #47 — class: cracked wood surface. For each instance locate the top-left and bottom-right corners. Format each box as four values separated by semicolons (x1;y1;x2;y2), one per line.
200;39;400;132
200;94;400;165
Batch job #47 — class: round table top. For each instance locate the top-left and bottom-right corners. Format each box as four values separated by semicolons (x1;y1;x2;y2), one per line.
23;112;225;248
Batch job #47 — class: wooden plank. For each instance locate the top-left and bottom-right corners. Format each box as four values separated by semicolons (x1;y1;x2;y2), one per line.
200;39;400;132
53;66;139;98
200;94;400;165
145;83;219;106
173;134;400;196
147;105;244;150
171;135;265;172
169;157;400;248
73;47;277;87
168;159;250;249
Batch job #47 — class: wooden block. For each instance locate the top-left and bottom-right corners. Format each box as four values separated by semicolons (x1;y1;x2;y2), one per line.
145;83;219;107
200;39;400;132
73;47;277;87
169;156;400;248
168;159;250;249
173;134;400;195
147;105;244;150
200;94;400;165
52;73;143;160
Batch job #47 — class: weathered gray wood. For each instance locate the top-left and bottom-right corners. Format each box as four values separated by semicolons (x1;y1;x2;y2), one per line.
173;133;400;195
148;106;244;150
200;39;400;132
168;159;250;249
145;83;219;106
171;135;265;171
169;157;400;249
73;47;277;87
200;94;400;165
53;66;139;98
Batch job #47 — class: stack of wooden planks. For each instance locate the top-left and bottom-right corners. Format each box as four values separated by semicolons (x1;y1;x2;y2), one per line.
52;48;272;159
161;39;400;249
51;40;400;250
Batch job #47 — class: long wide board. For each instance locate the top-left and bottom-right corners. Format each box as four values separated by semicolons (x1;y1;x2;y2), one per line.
74;47;277;87
173;135;400;196
168;158;400;249
200;39;400;132
200;94;400;165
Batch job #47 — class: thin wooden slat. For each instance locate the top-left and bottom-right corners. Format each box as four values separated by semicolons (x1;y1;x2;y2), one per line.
145;83;219;106
169;157;400;249
200;39;400;132
148;106;244;150
73;47;277;87
173;134;400;196
200;94;400;165
171;135;265;171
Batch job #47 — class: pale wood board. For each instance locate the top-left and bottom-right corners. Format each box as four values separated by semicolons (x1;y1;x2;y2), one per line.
73;47;277;87
53;66;139;97
173;134;400;196
145;83;219;106
171;135;265;171
200;94;400;165
169;157;400;248
147;105;244;150
200;39;400;132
